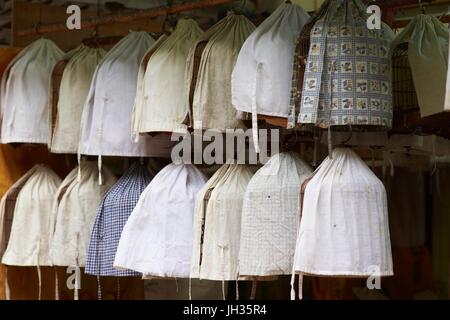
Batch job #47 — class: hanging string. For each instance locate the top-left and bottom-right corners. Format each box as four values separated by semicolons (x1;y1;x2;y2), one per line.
55;269;60;300
37;265;42;301
251;64;263;153
188;277;192;301
116;278;121;300
235;280;239;301
250;280;257;300
220;247;226;300
5;267;11;300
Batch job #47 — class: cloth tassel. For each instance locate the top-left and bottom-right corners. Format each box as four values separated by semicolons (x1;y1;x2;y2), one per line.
37;265;42;301
55;269;59;300
97;276;102;300
5;267;11;300
235;280;239;301
250;280;257;300
175;278;179;293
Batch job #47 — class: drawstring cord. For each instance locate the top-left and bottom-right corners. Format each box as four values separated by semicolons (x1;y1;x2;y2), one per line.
97;97;107;186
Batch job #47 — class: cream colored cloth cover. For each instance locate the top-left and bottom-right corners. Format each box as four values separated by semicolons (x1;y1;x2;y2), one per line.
134;19;203;134
0;165;40;259
1;165;61;266
49;161;116;267
232;3;310;120
189;14;255;131
190;164;230;279
114;163;207;278
50;45;106;153
293;148;393;277
239;153;312;277
0;39;64;144
80;32;170;157
132;35;168;141
191;164;253;281
392;15;448;117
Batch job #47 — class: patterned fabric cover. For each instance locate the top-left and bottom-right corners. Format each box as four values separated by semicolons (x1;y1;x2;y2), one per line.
292;0;394;129
85;162;152;276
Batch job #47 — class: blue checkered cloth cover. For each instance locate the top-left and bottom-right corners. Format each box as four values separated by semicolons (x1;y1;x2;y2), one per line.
85;162;152;276
295;0;393;128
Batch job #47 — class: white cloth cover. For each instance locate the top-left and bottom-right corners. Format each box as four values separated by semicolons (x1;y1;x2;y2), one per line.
50;45;106;153
49;161;116;267
0;38;64;144
232;3;310;120
391;15;448;117
0;165;40;259
1;165;61;266
189;14;255;131
80;32;170;157
114;163;207;278
191;164;253;281
134;19;203;134
293;148;393;277
239;153;312;277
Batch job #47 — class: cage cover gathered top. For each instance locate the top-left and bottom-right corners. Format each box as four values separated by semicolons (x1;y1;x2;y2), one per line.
50;45;106;154
114;163;207;278
392;15;449;117
49;161;116;267
0;39;64;144
79;32;169;157
293;0;394;129
2;165;61;266
239;153;312;278
188;14;255;131
191;164;254;281
232;2;310;122
85;162;153;277
134;19;203;134
293;148;393;282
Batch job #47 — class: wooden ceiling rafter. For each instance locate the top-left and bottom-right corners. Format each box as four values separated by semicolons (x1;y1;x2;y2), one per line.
16;0;235;37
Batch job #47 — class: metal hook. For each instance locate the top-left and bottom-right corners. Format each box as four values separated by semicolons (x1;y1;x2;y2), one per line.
338;125;353;146
419;0;426;14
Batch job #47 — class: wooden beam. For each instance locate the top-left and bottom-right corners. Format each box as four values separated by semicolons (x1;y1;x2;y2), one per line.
392;14;450;28
17;0;233;37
